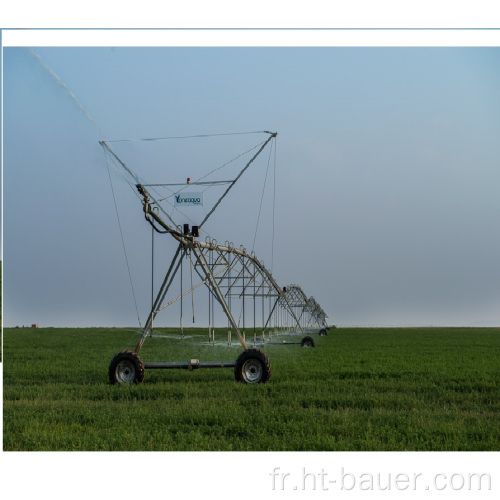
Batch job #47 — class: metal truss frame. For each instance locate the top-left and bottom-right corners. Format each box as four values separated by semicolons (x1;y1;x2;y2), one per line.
278;284;329;334
102;131;327;384
134;184;306;354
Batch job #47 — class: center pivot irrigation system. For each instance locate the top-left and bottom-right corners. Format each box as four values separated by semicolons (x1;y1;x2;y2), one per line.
280;285;330;337
246;284;330;348
100;131;329;385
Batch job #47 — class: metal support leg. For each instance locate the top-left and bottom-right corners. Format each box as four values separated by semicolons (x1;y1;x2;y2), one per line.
191;245;248;349
135;243;184;353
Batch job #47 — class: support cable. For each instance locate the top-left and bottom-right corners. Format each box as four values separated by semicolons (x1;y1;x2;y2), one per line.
208;246;212;343
190;250;196;323
180;248;184;338
199;133;277;229
252;140;274;253
272;138;277;272
104;151;142;328
151;221;154;336
106;130;269;143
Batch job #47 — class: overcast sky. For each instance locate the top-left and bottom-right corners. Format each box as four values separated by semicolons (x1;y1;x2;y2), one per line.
3;38;500;327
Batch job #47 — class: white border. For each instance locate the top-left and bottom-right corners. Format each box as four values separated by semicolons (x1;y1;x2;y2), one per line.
0;0;499;30
2;29;500;47
2;451;499;498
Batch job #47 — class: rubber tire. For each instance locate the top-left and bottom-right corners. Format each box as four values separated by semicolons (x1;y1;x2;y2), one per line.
319;329;328;336
234;349;271;384
109;350;145;385
301;336;316;348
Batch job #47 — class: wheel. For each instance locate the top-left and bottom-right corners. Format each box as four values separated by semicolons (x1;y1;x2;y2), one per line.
319;329;328;336
234;349;271;384
109;350;145;384
301;336;316;348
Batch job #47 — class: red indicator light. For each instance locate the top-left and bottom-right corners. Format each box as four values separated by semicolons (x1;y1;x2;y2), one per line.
187;177;191;184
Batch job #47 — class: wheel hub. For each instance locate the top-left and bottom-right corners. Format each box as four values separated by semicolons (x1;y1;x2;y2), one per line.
116;360;136;384
242;359;263;383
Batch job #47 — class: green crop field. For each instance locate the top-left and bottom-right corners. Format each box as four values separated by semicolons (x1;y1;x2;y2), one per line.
3;326;500;451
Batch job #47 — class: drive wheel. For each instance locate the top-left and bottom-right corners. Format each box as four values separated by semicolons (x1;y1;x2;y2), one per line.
234;349;271;384
319;328;328;336
109;350;145;384
301;336;316;348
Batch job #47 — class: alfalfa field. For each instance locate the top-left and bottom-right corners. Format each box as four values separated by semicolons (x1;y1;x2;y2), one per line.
3;326;499;451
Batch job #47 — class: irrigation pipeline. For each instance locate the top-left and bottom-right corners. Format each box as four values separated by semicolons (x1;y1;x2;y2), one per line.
132;183;305;353
29;50;323;345
100;134;328;345
140;184;284;293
